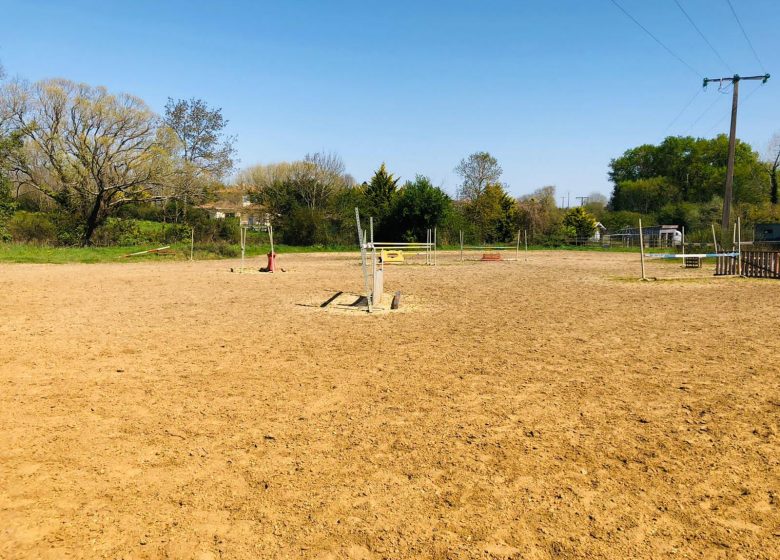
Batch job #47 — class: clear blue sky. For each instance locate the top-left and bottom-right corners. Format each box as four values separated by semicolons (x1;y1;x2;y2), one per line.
1;0;777;201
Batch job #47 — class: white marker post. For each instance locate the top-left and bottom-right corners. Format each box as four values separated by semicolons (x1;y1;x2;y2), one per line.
737;216;742;276
639;219;646;281
524;229;528;261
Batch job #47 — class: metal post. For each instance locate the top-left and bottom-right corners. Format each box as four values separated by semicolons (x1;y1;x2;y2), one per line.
355;208;372;313
370;216;376;294
639;219;646;281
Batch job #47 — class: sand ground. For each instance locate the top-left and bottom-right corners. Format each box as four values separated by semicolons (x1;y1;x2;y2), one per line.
0;251;778;559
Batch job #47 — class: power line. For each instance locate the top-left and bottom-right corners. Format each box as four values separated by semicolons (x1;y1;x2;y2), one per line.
685;92;727;134
673;0;732;73
609;0;703;77
725;0;767;73
661;87;702;137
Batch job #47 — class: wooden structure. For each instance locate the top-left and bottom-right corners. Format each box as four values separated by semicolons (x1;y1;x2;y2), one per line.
684;256;702;268
716;251;780;279
481;253;502;261
741;251;780;278
715;255;738;276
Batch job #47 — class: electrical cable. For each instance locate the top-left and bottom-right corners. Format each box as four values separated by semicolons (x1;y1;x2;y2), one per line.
673;0;732;73
725;0;767;73
609;0;703;77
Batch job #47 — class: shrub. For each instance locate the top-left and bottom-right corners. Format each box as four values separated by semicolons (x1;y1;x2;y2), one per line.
8;212;58;244
92;218;143;246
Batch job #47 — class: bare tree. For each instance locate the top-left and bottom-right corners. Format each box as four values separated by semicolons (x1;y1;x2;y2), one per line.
163;98;236;217
239;152;350;214
297;151;346;209
454;151;502;201
2;78;172;244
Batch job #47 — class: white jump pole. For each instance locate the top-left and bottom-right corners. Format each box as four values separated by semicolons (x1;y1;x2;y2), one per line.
370;217;376;293
515;230;520;261
524;229;528;261
460;230;463;262
434;227;437;266
711;224;718;253
737;216;742;276
639;219;646;281
240;226;246;270
681;226;685;258
190;227;194;261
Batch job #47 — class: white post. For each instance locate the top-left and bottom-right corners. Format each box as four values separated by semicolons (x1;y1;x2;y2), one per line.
737;216;742;276
524;229;528;261
370;217;376;295
712;224;718;253
681;226;685;257
240;226;246;271
433;227;437;266
190;227;194;261
460;230;464;262
515;230;520;261
639;219;646;281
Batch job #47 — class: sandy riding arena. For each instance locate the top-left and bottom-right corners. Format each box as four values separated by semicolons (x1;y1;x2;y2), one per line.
1;251;778;559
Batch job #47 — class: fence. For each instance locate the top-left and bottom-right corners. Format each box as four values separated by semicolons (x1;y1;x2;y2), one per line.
716;251;780;279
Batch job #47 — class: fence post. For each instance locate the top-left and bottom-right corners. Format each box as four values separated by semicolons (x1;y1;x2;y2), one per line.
639;219;646;281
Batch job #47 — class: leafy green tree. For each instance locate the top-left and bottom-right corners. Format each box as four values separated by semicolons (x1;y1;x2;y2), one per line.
609;135;768;210
364;163;399;223
2;79;172;245
465;182;518;243
765;134;779;205
0;132;21;241
386;175;451;241
517;185;562;241
611;177;676;214
563;206;597;241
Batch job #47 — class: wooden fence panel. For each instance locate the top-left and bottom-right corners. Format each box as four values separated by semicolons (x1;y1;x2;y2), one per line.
740;251;780;279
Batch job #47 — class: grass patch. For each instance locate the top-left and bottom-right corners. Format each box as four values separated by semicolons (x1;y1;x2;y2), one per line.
0;242;359;264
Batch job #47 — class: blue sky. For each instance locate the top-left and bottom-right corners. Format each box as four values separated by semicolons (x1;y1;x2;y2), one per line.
1;0;777;200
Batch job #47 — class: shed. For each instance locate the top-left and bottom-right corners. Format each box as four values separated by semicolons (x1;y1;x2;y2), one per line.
754;223;780;244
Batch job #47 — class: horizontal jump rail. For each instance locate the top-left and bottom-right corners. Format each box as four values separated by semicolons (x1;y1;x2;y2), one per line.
370;242;434;246
647;252;738;259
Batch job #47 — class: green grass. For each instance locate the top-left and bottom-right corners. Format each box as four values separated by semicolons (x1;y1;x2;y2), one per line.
0;242;359;264
0;241;704;264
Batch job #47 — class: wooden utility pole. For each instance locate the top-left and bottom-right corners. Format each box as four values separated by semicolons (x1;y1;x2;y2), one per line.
703;74;770;236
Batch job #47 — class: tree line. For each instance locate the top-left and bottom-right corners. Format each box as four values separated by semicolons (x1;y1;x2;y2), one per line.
2;66;779;248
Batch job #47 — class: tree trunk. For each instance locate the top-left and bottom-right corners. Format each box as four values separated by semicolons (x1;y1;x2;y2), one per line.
771;165;778;205
82;192;104;246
